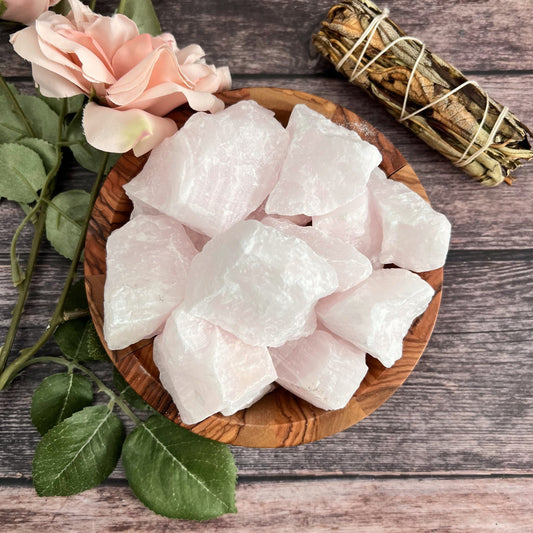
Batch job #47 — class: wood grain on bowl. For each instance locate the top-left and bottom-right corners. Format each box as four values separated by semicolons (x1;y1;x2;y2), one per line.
84;87;443;448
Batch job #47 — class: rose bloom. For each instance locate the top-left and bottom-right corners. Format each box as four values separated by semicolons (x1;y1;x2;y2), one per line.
10;0;231;155
1;0;59;26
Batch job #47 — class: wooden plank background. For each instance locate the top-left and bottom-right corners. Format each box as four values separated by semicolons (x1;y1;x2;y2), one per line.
0;0;532;530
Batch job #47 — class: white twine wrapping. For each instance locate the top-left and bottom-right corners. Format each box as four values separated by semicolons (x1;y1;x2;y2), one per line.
335;9;509;167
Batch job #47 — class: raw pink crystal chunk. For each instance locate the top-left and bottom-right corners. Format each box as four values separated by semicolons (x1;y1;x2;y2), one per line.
370;175;451;271
265;104;382;216
270;329;368;410
317;269;435;368
313;167;386;266
103;215;197;350
124;100;288;237
184;220;338;347
262;216;372;291
153;306;277;425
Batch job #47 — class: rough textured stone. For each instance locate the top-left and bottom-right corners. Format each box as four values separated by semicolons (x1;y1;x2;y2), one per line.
184;220;338;347
370;174;452;271
265;104;381;216
317;269;435;368
103;215;197;350
312;167;386;267
124;100;288;237
153;306;277;425
262;216;372;291
270;329;368;410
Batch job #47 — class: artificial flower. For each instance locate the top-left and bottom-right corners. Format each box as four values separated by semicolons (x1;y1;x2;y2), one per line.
10;0;231;155
0;0;59;26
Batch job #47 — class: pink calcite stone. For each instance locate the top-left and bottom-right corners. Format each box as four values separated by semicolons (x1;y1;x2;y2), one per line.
317;268;435;368
312;167;386;267
153;306;277;425
184;220;338;347
103;215;197;350
270;329;368;410
262;216;372;291
370;174;452;271
123;100;288;237
265;104;381;216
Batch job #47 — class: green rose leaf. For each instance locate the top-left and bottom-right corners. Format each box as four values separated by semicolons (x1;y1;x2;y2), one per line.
66;111;120;173
17;138;57;173
63;278;89;315
0;87;29;143
45;189;89;260
39;93;85;116
113;368;152;411
52;0;71;16
33;405;124;496
54;317;108;362
0;143;47;203
16;94;59;144
117;0;162;36
0;1;7;19
122;414;237;520
31;373;93;436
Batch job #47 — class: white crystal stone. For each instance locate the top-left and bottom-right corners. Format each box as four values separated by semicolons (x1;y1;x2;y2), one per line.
317;268;435;368
184;220;338;347
270;329;368;410
262;216;372;291
153;306;277;425
313;167;386;267
124;100;288;237
370;174;452;271
265;104;382;216
103;215;197;350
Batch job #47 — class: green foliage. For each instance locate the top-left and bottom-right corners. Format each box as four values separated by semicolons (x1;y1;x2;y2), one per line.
117;0;162;36
17;138;57;173
0;0;7;18
0;143;47;203
113;368;152;411
38;93;85;116
45;189;90;260
63;278;89;315
33;405;124;496
54;318;108;362
122;414;238;520
31;373;93;435
16;95;59;144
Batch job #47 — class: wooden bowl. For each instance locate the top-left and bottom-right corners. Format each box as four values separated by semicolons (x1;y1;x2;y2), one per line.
84;87;443;448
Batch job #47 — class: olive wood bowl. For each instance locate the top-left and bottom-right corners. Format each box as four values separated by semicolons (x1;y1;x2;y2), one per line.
84;87;443;448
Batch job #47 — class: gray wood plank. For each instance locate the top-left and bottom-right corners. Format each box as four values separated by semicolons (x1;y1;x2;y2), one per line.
1;0;532;76
1;478;532;532
2;72;532;253
1;260;531;478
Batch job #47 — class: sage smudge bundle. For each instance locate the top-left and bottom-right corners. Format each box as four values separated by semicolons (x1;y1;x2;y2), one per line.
312;0;532;185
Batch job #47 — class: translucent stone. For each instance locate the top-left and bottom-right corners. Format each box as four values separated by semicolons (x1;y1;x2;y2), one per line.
313;167;386;267
371;174;452;271
153;306;277;425
270;329;368;410
184;220;338;347
124;100;288;237
103;215;197;350
265;104;382;216
317;269;435;368
262;216;372;291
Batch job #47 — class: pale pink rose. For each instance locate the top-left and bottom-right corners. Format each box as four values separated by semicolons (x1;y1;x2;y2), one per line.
1;0;59;26
10;0;231;155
